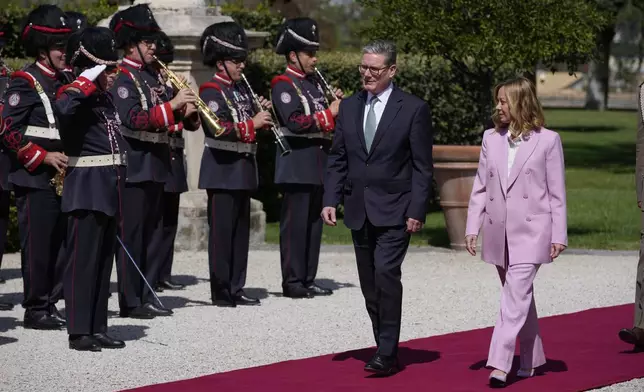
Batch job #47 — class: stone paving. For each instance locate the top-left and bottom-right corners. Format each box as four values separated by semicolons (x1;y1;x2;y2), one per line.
0;246;641;391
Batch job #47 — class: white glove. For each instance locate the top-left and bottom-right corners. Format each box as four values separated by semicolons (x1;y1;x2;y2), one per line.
79;64;106;82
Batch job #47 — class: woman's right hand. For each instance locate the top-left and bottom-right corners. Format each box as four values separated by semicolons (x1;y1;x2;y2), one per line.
465;235;478;256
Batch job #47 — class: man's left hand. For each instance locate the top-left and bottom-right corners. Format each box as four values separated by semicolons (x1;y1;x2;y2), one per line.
406;218;423;233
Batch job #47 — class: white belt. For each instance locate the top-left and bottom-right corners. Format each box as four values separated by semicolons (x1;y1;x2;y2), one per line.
280;127;331;140
205;137;257;154
120;128;168;144
68;153;126;168
169;137;185;149
24;126;60;140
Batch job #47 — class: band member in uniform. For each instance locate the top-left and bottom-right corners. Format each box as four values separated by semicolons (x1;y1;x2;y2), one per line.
198;21;272;307
56;26;126;351
149;31;199;292
271;18;342;298
109;4;195;318
0;5;71;330
0;24;13;310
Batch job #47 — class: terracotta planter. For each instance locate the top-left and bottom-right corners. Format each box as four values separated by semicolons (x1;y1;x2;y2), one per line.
432;145;481;250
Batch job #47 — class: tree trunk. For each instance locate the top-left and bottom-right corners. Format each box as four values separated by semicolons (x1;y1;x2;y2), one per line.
585;27;615;110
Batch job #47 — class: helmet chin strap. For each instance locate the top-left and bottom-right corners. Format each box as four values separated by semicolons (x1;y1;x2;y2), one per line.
295;52;306;75
136;44;151;72
46;51;61;76
223;60;234;81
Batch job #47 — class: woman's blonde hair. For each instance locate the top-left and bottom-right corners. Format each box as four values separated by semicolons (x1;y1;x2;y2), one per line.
492;77;545;137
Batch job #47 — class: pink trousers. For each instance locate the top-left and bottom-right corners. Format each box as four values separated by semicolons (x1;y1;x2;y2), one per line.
486;263;546;373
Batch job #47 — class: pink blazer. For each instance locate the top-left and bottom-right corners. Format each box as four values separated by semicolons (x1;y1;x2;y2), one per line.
465;127;568;266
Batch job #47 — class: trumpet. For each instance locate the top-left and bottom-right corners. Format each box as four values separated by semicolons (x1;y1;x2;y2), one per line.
153;55;225;137
240;73;291;156
315;67;339;101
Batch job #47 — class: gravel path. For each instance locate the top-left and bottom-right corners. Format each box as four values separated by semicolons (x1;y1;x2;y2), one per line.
0;247;641;392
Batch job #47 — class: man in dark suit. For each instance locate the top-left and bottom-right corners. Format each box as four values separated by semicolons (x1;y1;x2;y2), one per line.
322;40;433;375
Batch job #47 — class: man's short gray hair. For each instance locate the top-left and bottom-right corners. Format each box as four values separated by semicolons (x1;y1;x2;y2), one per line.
362;40;397;66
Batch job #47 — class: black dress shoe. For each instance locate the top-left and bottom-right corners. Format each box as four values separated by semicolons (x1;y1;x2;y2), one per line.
69;335;101;352
154;284;165;292
212;289;237;307
24;312;65;330
92;333;125;349
0;302;13;311
233;291;260;306
306;283;333;296
364;354;400;375
212;298;236;307
0;276;5;284
283;286;314;299
49;305;66;324
619;327;644;348
158;279;185;290
143;302;173;316
119;305;156;319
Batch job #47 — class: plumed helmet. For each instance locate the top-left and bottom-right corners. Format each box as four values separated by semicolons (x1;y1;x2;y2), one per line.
155;31;174;64
20;5;72;58
66;11;89;33
199;21;248;67
109;4;161;49
66;26;119;71
274;17;319;55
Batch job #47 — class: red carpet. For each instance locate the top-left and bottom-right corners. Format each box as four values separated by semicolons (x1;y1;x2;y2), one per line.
125;304;644;392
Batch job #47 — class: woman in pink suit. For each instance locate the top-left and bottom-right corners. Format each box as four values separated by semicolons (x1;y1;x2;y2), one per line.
465;77;568;388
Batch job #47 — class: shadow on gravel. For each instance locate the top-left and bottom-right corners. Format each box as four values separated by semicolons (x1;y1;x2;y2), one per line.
158;295;212;310
333;346;441;371
165;275;206;287
0;316;19;334
469;357;568;386
0;335;17;346
316;278;356;291
243;287;269;300
0;292;21;305
109;324;149;341
0;268;21;282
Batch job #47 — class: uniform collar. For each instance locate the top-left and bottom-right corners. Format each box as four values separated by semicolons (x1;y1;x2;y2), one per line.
36;61;56;79
123;57;143;70
214;72;233;87
286;64;306;80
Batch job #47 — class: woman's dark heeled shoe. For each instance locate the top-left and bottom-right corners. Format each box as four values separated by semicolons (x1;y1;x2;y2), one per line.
489;370;507;388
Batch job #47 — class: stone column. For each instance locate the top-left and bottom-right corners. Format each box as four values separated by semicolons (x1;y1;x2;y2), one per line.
99;0;269;251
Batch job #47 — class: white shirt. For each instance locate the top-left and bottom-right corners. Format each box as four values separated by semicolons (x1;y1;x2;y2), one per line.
363;82;394;131
507;133;523;178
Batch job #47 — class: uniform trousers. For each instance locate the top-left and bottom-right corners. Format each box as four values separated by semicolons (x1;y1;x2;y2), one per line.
634;211;644;329
14;185;66;313
115;181;164;309
279;184;323;290
0;190;10;269
64;210;116;335
351;219;410;358
206;189;250;296
150;192;181;283
487;262;546;373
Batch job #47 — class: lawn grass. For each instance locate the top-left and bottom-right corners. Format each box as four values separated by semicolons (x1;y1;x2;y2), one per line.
265;109;639;250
